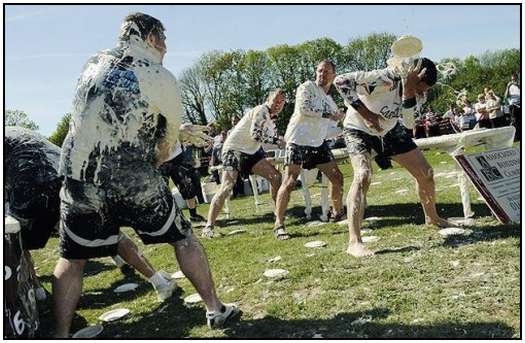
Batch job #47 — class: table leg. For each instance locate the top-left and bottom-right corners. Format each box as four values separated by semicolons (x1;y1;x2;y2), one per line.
299;170;312;220
455;159;475;219
249;174;263;207
320;173;329;222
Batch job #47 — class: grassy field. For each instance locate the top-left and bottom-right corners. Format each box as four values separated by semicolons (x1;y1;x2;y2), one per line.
32;145;520;338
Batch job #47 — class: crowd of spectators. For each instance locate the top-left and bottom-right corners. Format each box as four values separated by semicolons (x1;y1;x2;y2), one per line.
413;74;520;140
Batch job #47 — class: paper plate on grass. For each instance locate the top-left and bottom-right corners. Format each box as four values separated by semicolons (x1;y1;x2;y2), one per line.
184;293;202;304
113;283;139;293
227;229;246;236
362;236;380;243
171;271;186;279
438;227;471;237
99;308;130;322
263;269;289;279
364;217;381;222
304;240;327;248
306;221;324;227
447;217;475;226
267;256;282;263
72;325;104;338
337;219;348;226
395;189;409;194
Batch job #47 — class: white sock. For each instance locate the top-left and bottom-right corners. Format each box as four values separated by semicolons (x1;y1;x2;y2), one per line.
149;272;168;289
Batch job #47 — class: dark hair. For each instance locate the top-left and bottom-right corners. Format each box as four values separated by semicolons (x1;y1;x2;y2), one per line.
318;59;336;72
119;12;165;41
415;57;437;86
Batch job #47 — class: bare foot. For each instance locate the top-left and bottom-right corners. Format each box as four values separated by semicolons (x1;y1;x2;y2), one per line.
346;242;375;257
426;217;458;228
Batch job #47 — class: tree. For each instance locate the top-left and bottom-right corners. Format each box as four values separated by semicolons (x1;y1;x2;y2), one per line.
180;65;208;125
48;113;71;147
4;110;39;130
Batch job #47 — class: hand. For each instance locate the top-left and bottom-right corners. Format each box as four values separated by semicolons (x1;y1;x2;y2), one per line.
364;115;383;133
403;59;426;98
276;138;286;149
156;141;170;167
330;110;345;122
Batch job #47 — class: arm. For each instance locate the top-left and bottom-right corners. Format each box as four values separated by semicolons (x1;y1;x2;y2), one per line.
250;107;280;145
334;69;391;131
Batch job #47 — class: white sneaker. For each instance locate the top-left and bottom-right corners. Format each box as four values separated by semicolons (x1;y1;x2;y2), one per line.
155;279;178;302
206;304;241;329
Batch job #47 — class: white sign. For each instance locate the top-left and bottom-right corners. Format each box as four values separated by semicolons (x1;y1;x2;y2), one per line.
455;147;520;224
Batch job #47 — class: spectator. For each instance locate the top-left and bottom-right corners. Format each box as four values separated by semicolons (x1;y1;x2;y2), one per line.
504;74;521;140
459;100;477;131
474;94;491;129
423;107;440;137
485;90;506;128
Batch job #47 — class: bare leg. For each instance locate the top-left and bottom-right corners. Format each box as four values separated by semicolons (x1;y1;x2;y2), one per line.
53;258;86;338
317;160;344;216
206;170;238;228
173;236;222;312
186;197;196;210
274;164;301;227
251;159;282;205
346;154;375;257
392;148;452;227
117;235;155;279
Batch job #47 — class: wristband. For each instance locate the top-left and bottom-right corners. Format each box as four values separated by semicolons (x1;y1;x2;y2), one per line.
350;99;365;110
402;97;417;108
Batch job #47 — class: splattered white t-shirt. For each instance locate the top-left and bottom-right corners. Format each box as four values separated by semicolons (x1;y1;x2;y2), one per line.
223;104;279;155
60;35;182;185
334;68;419;136
284;81;338;147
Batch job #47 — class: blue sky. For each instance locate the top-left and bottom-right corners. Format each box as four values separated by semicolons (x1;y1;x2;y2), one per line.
5;4;520;135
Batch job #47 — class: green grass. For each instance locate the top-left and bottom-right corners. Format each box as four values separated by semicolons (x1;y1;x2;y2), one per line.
32;145;520;338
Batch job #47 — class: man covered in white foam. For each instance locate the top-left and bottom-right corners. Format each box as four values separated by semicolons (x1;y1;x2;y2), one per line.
334;57;454;258
54;13;239;337
203;89;286;238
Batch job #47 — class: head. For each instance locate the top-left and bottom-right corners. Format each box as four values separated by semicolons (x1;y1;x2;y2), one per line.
477;94;485;103
221;129;228;140
412;57;437;96
511;74;517;82
266;89;286;116
483;87;490;95
315;59;337;89
119;13;167;59
230;116;239;127
486;90;496;99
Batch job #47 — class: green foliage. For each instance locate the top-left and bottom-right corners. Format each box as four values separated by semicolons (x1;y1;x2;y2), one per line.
48;113;72;147
4;110;39;130
429;49;520;113
178;35;518;131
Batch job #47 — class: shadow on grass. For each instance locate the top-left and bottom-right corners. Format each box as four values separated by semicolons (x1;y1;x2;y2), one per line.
441;224;520;248
375;245;421;255
37;259;115;285
224;314;514;338
56;305;515;339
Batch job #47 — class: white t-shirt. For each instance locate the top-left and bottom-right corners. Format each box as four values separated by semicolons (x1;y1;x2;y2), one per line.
508;84;520;97
474;102;488;121
223;104;279;155
334;68;418;136
486;97;503;119
284;81;337;147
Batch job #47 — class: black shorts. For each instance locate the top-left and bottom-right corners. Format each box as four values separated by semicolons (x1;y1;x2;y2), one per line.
6;178;62;250
160;154;200;200
284;141;334;170
222;148;266;177
58;171;192;260
344;122;417;160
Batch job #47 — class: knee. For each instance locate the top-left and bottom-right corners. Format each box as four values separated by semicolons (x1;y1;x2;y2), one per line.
354;168;372;187
270;172;282;187
418;167;434;185
332;170;344;188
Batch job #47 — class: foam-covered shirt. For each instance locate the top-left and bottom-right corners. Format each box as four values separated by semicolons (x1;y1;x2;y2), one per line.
284;81;337;147
223;104;280;155
334;68;419;136
59;35;182;185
